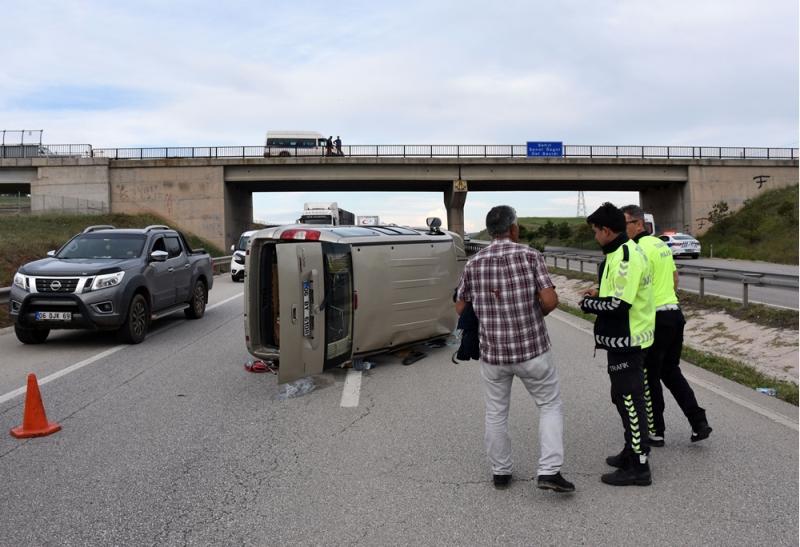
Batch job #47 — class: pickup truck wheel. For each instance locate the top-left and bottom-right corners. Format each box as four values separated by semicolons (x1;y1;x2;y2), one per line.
15;325;50;344
185;280;207;319
119;294;149;344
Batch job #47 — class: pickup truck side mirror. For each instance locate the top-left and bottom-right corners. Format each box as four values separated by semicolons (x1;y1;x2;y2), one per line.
150;250;169;262
47;250;56;257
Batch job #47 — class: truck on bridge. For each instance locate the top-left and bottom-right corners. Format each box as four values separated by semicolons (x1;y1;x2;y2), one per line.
298;202;355;226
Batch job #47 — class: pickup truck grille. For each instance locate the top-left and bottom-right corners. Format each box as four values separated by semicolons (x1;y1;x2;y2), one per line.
36;278;79;293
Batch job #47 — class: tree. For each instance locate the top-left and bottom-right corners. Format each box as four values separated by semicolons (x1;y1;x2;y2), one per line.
557;222;571;240
708;201;732;224
539;220;558;239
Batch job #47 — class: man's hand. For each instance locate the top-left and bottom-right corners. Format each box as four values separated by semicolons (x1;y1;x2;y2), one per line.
583;288;598;298
455;299;467;315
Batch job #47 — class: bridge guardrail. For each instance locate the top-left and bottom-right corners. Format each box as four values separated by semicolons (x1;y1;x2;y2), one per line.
88;144;800;161
543;251;798;306
0;256;234;306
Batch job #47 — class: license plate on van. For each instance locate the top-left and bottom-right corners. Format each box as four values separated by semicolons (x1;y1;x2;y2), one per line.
35;311;72;321
302;281;313;337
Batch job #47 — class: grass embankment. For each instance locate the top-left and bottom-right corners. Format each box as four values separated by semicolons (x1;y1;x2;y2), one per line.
550;265;798;406
0;213;225;329
698;185;798;264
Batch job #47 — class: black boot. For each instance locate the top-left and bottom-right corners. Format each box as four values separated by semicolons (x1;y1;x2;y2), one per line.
601;456;652;486
605;447;634;468
691;421;713;443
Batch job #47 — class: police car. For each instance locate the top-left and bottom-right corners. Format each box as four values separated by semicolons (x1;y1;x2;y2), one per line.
658;232;701;259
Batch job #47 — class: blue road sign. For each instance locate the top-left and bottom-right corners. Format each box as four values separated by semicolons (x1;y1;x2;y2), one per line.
527;141;563;157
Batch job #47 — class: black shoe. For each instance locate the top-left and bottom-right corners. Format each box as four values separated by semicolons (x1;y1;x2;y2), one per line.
601;459;651;486
605;448;634;468
537;472;575;493
691;423;713;443
648;434;665;447
493;474;511;489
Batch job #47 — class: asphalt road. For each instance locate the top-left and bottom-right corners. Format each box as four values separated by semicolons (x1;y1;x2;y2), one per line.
0;277;797;545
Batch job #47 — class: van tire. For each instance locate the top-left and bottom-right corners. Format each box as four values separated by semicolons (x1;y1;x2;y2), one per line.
15;325;50;344
119;294;149;344
185;280;207;319
691;253;699;259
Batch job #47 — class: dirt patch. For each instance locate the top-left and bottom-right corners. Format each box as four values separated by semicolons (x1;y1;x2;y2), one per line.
552;274;799;384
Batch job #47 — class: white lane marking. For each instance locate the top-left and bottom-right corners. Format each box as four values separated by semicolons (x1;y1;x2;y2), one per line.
548;309;798;432
340;369;362;407
0;292;243;405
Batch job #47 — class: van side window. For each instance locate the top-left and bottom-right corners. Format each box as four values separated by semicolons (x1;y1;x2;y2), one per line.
165;236;182;258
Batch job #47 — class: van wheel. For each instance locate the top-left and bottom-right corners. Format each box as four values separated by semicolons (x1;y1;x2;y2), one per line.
185;280;207;319
278;151;290;157
15;325;50;344
119;294;149;344
691;253;699;259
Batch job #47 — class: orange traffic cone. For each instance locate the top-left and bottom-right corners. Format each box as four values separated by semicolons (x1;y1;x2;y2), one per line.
10;373;61;438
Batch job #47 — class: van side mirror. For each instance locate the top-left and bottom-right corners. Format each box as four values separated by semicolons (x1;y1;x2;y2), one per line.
150;250;169;262
426;217;442;234
47;250;56;257
231;244;235;252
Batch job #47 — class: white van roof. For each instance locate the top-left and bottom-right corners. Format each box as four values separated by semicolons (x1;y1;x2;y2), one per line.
266;131;324;139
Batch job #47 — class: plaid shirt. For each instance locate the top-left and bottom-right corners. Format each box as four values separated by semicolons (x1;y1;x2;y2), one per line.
456;238;554;365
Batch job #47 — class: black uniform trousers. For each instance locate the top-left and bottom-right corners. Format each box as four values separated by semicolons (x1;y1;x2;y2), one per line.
608;351;650;456
644;309;707;436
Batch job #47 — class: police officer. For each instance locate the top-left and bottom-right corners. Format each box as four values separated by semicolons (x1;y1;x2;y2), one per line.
621;205;712;445
580;202;655;486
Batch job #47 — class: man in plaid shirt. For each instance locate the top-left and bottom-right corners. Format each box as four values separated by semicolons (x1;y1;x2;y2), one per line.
456;205;574;493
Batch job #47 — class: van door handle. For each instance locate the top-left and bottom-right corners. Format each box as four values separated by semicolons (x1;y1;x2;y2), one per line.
291;305;297;324
168;267;174;272
184;264;190;269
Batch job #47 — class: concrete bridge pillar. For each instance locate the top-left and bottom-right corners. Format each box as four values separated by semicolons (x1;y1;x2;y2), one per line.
444;179;468;236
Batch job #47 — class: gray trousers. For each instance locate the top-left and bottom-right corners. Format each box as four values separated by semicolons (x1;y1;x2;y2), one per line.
480;350;564;476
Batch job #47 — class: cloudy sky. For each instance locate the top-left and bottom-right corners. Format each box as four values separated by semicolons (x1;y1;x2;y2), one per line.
1;0;797;231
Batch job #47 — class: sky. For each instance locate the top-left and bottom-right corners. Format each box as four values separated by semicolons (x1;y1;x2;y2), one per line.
1;0;797;232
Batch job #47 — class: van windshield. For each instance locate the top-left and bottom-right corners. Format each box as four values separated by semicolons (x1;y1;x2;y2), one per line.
236;234;251;251
323;244;353;364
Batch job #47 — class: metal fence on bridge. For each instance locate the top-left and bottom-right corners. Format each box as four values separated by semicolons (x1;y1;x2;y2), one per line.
88;144;799;160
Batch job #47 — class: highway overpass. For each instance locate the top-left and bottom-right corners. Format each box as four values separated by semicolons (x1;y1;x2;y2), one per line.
1;144;797;250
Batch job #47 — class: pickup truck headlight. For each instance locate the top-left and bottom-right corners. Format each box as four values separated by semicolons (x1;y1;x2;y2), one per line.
91;271;125;290
233;254;245;264
13;272;29;291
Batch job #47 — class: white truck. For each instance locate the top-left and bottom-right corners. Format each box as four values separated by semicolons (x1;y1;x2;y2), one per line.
297;202;355;226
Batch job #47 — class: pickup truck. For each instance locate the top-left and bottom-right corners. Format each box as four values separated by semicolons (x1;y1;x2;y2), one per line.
9;225;213;344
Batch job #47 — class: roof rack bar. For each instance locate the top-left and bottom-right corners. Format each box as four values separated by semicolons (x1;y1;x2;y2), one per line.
82;225;116;233
144;225;170;232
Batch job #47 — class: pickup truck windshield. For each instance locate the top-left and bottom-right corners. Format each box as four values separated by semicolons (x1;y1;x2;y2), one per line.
236;234;251;251
57;234;147;259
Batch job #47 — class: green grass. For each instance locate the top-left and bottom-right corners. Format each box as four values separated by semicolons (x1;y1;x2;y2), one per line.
698;185;798;264
557;303;798;406
0;212;224;288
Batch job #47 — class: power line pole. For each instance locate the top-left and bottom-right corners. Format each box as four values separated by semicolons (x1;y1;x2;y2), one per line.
576;191;587;217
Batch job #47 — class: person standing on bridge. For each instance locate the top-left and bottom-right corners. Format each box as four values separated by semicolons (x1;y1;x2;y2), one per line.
334;136;343;156
621;205;712;446
456;205;575;493
580;202;654;486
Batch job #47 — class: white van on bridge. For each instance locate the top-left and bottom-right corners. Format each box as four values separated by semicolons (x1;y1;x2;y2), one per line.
264;131;327;157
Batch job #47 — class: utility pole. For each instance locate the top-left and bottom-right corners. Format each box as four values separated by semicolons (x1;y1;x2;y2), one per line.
576;191;587;217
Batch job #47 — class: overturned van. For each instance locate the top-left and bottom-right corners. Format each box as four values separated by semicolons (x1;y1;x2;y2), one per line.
244;220;467;383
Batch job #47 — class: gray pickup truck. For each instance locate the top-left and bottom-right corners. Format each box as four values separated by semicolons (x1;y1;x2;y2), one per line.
9;225;213;344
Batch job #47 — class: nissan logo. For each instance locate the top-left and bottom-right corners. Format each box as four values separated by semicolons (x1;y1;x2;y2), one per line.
50;280;62;291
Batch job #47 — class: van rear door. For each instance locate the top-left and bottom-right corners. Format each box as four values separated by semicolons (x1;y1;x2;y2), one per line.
276;242;326;383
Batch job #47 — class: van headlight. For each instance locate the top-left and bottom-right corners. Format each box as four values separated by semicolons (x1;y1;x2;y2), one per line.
91;271;125;290
13;272;29;291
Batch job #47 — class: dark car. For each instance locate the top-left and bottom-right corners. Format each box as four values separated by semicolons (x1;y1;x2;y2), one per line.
9;225;213;344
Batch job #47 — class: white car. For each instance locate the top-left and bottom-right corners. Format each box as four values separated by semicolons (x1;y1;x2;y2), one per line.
230;230;257;281
658;232;701;259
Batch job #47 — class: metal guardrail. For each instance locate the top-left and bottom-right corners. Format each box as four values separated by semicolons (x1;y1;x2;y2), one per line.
0;144;93;158
0;256;234;305
89;144;799;161
543;251;798;306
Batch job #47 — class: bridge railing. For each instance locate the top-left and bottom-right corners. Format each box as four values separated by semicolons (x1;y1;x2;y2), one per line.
542;251;798;307
0;144;93;159
87;144;799;161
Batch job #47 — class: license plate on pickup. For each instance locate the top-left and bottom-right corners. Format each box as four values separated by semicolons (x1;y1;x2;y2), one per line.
35;311;72;321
